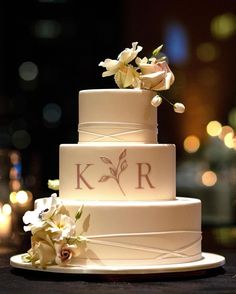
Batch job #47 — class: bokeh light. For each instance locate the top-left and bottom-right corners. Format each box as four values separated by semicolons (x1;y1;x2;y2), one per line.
16;190;28;204
9;179;21;191
2;204;12;216
9;167;18;179
164;22;189;65
43;103;62;124
218;125;234;140
196;42;219;62
183;135;200;153
224;132;235;149
202;171;217;187
9;192;17;204
9;151;21;165
206;121;222;136
211;13;236;39
33;20;61;39
12;130;31;149
18;61;39;81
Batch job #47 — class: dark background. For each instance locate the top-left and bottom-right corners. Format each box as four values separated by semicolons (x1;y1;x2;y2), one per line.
0;0;236;251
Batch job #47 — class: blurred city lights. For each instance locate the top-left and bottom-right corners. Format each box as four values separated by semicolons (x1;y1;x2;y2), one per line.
43;103;62;124
183;135;200;153
9;151;21;165
2;204;12;216
9;192;17;204
16;190;28;204
33;20;61;39
18;61;39;81
224;132;235;149
164;22;189;65
202;171;217;187
9;179;21;191
196;42;219;62
211;13;236;39
218;125;234;140
206;121;222;136
12;129;31;149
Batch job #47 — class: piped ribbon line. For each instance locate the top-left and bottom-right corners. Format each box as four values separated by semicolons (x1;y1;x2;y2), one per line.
78;122;158;142
82;231;202;259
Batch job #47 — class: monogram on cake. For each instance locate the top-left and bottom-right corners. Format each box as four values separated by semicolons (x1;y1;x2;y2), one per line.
19;42;204;269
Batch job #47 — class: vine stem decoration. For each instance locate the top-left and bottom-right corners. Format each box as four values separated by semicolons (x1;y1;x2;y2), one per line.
98;149;128;196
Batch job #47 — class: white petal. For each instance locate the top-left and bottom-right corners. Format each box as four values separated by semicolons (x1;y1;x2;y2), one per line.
102;70;116;77
140;71;165;90
23;208;41;225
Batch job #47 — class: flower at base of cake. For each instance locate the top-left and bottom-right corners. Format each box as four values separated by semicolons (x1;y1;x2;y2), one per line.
99;42;185;113
22;193;85;268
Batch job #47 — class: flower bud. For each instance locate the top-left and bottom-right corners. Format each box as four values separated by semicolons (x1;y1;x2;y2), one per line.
151;95;162;107
174;102;185;113
48;179;60;190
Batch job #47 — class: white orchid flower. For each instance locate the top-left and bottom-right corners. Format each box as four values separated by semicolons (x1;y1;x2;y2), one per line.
99;59;120;77
99;42;142;88
118;42;143;64
23;193;62;233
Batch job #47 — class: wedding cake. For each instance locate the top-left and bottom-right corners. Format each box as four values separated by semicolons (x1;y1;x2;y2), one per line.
20;42;203;269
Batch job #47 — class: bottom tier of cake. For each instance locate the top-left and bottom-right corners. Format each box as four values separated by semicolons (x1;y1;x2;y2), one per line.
35;197;202;267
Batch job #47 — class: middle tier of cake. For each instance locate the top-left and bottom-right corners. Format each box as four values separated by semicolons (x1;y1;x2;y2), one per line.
59;143;175;201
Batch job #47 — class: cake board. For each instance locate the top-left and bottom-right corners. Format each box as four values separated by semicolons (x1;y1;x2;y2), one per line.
10;252;225;277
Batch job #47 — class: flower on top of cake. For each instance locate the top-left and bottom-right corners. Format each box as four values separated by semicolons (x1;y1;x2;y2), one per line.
99;42;185;113
22;193;85;268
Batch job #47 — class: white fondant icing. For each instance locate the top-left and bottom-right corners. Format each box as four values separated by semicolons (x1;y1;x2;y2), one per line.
59;143;176;201
55;89;203;268
35;197;202;266
79;89;157;143
78;122;158;143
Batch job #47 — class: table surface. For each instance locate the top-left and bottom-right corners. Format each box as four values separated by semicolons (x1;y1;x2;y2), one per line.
0;248;235;294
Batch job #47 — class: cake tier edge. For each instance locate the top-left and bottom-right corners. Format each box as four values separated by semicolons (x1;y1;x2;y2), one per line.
79;89;157;143
35;197;202;267
59;143;176;201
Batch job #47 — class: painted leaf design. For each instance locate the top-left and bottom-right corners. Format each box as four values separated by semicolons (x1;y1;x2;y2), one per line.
119;149;126;161
109;167;117;177
120;160;128;171
100;157;113;164
98;175;111;182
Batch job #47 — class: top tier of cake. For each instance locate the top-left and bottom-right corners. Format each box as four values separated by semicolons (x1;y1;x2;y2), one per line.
78;89;157;144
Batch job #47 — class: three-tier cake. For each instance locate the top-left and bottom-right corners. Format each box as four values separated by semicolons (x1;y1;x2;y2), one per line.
10;42;225;272
55;88;202;266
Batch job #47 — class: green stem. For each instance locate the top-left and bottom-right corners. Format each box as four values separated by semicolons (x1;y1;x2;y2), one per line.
158;93;174;106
